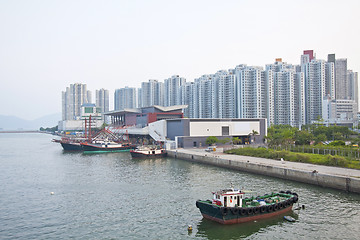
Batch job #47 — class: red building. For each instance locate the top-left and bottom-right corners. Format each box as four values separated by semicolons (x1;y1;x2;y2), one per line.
104;105;187;127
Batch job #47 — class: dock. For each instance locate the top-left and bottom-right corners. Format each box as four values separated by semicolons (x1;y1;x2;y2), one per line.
168;148;360;194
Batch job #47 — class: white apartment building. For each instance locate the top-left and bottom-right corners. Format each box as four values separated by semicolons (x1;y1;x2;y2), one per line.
114;86;137;110
180;82;195;118
302;59;327;124
164;75;186;107
140;80;164;107
217;70;236;118
322;97;358;126
235;65;267;119
265;60;306;128
96;88;109;120
348;70;358;103
194;75;214;119
62;83;91;121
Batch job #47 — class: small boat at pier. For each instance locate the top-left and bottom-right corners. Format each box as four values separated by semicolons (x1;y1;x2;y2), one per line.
130;147;167;158
196;187;298;224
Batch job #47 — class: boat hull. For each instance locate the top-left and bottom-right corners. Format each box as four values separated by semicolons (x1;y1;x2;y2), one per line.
130;151;167;158
196;200;294;224
60;142;83;151
81;143;136;152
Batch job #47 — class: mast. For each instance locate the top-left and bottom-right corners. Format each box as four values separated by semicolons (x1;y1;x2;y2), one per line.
88;115;92;142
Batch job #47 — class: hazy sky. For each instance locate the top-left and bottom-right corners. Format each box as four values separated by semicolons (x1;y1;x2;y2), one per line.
1;0;359;120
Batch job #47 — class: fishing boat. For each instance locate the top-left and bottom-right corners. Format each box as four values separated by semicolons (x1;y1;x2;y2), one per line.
81;140;137;153
61;141;83;151
55;137;87;151
130;147;167;158
196;188;298;224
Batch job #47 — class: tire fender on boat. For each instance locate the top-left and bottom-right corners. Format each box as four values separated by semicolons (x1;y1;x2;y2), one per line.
221;207;229;216
293;196;298;203
286;190;292;194
254;207;260;214
260;205;266;213
230;207;239;215
273;203;279;211
267;205;274;212
278;202;284;209
247;207;254;215
239;208;246;216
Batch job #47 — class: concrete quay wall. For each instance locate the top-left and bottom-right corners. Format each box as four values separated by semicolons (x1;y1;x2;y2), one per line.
168;150;360;194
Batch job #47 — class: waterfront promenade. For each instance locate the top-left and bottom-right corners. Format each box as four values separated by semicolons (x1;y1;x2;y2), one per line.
168;148;360;194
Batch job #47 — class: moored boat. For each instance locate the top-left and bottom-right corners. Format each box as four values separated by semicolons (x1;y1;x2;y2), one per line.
56;137;87;151
196;188;298;224
60;141;83;151
130;147;167;158
81;140;137;153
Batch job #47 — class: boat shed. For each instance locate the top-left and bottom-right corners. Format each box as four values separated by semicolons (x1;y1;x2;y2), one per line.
104;105;187;128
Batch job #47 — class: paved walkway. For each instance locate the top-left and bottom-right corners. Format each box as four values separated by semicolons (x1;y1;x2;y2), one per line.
173;148;360;179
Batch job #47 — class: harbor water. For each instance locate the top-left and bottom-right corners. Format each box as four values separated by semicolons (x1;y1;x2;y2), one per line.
1;133;360;239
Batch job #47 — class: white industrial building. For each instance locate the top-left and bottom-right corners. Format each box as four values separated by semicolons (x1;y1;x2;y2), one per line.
148;118;267;149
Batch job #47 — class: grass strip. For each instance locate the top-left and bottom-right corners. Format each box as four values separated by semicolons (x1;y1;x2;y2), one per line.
225;147;360;170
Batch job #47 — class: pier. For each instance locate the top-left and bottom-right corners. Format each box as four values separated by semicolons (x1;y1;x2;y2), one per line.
168;148;360;194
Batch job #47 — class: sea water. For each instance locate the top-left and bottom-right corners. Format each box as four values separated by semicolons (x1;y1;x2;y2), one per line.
0;133;359;239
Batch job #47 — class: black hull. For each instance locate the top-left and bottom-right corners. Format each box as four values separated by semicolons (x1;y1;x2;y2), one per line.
130;151;167;158
60;142;83;151
82;144;136;152
196;194;298;224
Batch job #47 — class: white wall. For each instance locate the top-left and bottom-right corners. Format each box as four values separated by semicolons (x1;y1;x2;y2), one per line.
189;121;260;137
148;120;167;141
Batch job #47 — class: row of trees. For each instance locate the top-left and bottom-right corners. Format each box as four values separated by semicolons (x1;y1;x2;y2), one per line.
265;124;359;147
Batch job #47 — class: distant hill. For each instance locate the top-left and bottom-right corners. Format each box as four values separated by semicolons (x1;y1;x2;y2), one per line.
0;113;61;131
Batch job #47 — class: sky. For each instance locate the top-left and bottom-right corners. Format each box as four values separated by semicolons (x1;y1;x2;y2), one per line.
1;0;359;120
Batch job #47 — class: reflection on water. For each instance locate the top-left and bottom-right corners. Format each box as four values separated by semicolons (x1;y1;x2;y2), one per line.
196;211;299;240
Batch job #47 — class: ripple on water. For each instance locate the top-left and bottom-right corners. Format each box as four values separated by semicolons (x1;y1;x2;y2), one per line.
1;134;360;239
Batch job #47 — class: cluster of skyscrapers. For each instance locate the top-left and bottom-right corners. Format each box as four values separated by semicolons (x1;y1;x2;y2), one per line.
62;50;359;128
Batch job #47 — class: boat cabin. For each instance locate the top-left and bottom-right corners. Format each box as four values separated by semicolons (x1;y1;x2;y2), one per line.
212;188;244;207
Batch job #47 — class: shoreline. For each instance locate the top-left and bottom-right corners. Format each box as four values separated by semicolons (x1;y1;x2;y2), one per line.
168;148;360;194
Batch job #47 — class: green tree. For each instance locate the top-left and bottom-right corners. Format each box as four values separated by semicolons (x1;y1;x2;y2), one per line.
314;133;327;145
219;138;231;144
251;130;259;143
232;137;242;145
294;130;313;145
205;136;218;146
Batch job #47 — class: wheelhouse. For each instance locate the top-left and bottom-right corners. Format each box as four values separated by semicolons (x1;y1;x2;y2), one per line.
212;188;244;207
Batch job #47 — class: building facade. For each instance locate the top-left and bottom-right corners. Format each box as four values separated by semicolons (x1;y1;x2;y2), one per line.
96;88;109;120
114;86;137;110
62;83;92;121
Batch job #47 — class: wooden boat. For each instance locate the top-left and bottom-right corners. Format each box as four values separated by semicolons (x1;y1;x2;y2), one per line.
196;188;298;224
55;137;86;151
130;147;167;158
81;140;137;153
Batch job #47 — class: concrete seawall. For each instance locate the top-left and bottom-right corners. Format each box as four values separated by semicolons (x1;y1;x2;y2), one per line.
168;149;360;194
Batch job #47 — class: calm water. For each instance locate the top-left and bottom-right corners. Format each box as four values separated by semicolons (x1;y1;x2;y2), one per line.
0;133;360;240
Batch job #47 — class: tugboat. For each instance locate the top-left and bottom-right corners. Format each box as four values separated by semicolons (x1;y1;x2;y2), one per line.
130;147;167;158
196;187;298;224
